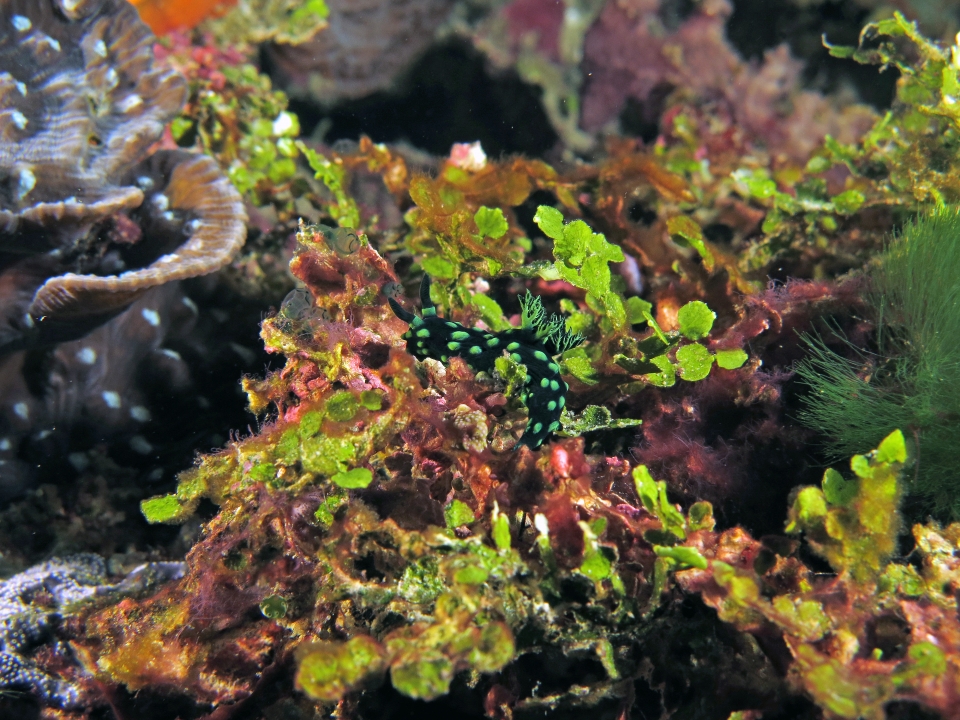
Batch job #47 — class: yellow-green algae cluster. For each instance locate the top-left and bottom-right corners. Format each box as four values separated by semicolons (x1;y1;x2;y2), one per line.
116;215;751;711
678;430;960;719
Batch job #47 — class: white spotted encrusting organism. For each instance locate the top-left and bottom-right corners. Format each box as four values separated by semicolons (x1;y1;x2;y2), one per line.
0;0;247;496
390;275;583;449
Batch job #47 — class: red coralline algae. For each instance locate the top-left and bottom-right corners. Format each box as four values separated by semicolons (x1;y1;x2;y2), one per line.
501;0;566;62
581;0;875;162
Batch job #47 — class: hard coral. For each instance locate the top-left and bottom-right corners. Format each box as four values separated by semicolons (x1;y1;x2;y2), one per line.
0;0;245;350
0;0;245;494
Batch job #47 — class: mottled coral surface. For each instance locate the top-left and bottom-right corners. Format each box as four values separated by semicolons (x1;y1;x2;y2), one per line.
0;0;246;498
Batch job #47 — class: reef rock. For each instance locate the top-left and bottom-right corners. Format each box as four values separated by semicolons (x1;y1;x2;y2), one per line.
266;0;456;102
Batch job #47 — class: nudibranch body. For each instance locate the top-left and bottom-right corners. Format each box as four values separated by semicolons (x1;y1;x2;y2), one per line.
389;275;583;449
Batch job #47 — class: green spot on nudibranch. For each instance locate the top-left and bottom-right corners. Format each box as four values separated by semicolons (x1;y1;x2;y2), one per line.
448;342;460;351
533;422;543;434
507;342;520;351
540;378;550;388
547;401;557;411
549;380;560;391
511;353;522;363
446;322;458;328
548;363;560;373
441;355;448;362
469;345;482;355
486;337;499;347
548;421;559;431
451;331;470;341
423;307;436;317
559;396;565;408
416;328;430;338
534;350;548;362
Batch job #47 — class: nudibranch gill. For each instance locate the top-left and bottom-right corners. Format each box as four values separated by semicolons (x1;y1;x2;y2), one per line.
389;275;584;449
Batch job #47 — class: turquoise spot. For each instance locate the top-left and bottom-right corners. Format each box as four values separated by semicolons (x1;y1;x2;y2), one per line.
548;363;560;373
416;328;430;338
548;421;559;432
511;353;522;363
452;331;470;341
534;350;548;362
563;382;569;391
411;316;424;327
533;422;543;434
423;307;437;317
558;396;565;408
540;378;550;388
507;342;520;351
547;401;557;411
446;322;458;328
447;341;460;351
469;345;482;355
525;375;531;383
402;332;411;339
549;380;559;391
486;337;500;347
